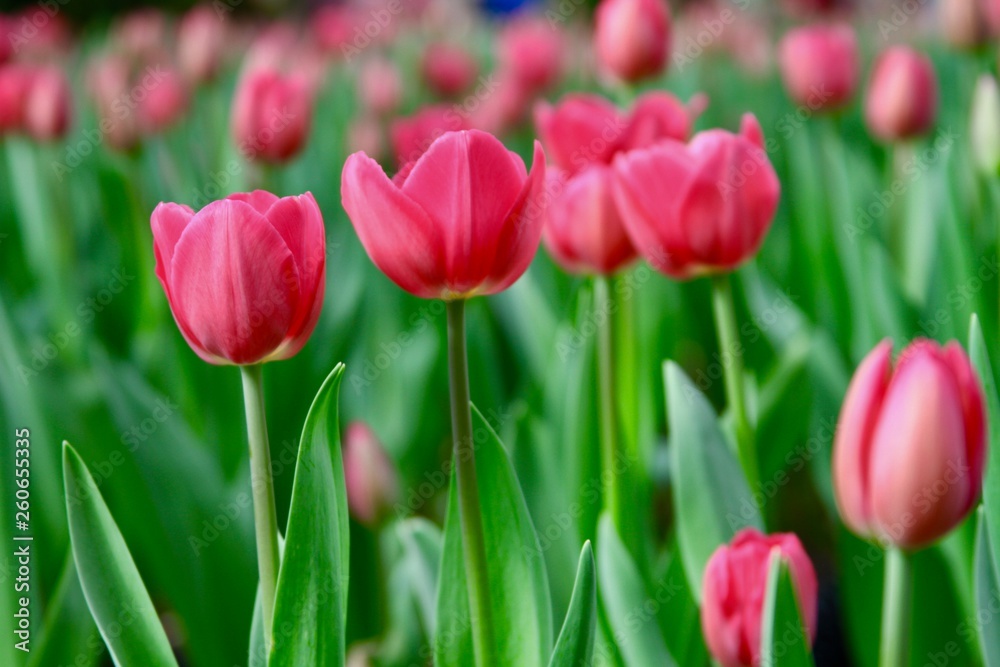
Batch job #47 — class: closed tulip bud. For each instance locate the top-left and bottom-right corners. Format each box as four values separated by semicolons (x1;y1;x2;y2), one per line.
343;422;400;527
778;24;858;111
389;104;468;167
23;66;71;141
421;43;478;98
543;165;637;275
612;114;780;279
359;58;402;116
833;339;986;549
941;0;991;49
138;67;188;135
231;68;313;163
497;17;567;94
342;130;546;299
150;191;326;365
702;529;818;667
865;47;938;142
178;6;225;84
594;0;671;83
971;75;1000;176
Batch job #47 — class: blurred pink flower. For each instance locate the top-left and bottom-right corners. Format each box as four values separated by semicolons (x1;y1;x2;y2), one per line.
594;0;671;83
178;6;226;84
865;46;938;142
231;67;313;163
778;23;858;111
359;57;402;116
497;16;566;95
421;43;479;97
343;422;400;527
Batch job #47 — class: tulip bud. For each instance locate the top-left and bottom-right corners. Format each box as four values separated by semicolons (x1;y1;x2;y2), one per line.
612;114;780;279
138;67;189;135
23;65;71;141
343;422;400;527
971;75;1000;177
150;191;326;365
702;529;818;667
940;0;991;49
833;339;986;549
231;68;313;163
359;58;402;116
421;43;478;98
178;6;226;84
594;0;671;83
496;17;566;95
865;47;938;142
342;130;546;300
778;24;858;112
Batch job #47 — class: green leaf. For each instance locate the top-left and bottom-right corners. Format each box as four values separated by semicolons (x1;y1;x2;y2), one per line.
270;363;349;667
760;552;815;667
664;361;763;601
549;541;597;667
596;516;676;667
435;404;553;667
62;442;178;667
397;517;443;639
970;314;1000;569
974;510;1000;665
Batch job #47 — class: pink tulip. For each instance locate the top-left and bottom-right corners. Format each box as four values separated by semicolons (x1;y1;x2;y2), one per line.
231;68;313;163
115;9;167;62
778;24;858;111
594;0;671;83
23;65;71;141
312;5;360;56
359;57;402;116
390;104;468;167
151;191;326;365
341;130;546;299
940;0;992;48
421;43;479;98
543;165;637;275
832;339;986;549
178;6;226;83
497;16;566;94
535;91;700;174
865;47;938;142
612;114;779;278
343;422;400;527
0;65;29;134
138;66;189;135
702;529;818;667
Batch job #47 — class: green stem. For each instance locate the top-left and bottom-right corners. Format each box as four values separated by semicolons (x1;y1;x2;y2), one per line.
445;300;495;667
594;276;621;526
710;274;760;494
879;547;912;667
240;364;282;651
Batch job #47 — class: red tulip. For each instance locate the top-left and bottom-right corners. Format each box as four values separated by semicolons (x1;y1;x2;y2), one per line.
778;24;858;111
612;114;779;279
865;47;938;142
702;529;818;667
151;191;326;365
594;0;671;83
535;91;700;174
342;130;546;299
343;422;400;527
178;6;226;83
390;104;468;167
359;57;402;116
23;65;71;141
421;43;478;97
232;67;313;163
543;164;637;275
832;339;986;549
497;16;566;94
138;66;189;135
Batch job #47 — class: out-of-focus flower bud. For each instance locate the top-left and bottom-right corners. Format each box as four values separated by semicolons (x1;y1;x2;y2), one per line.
971;75;1000;176
865;46;938;142
231;67;313;163
178;6;226;84
594;0;671;83
138;66;189;135
359;57;402;116
421;43;478;98
23;65;71;141
496;16;566;95
343;422;401;527
940;0;991;49
778;24;858;111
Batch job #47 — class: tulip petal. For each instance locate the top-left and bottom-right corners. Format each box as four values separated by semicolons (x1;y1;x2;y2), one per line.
535;94;624;172
341;151;444;298
168;200;299;365
227;189;280;214
832;339;893;537
942;341;987;514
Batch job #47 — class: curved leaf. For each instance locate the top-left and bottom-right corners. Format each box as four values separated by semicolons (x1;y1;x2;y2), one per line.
975;510;1000;665
549;541;597;667
970;314;1000;568
760;552;815;667
62;442;178;667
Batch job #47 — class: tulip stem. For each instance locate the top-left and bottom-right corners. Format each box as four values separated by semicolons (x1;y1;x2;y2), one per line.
710;274;760;494
240;364;282;652
594;276;622;527
879;547;912;667
445;299;496;667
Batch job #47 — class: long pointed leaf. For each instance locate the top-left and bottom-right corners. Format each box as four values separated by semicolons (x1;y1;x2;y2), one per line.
549;541;597;667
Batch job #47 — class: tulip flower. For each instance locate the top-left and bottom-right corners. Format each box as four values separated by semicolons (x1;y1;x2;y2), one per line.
421;43;478;98
342;129;545;299
137;67;189;136
178;6;226;84
496;16;566;95
940;0;991;49
702;529;818;667
778;24;858;112
343;422;400;527
232;67;313;163
359;57;402;116
594;0;671;83
612;113;779;279
833;339;985;549
150;191;326;366
971;75;1000;177
0;65;29;134
22;65;71;141
543;165;637;276
865;47;938;142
